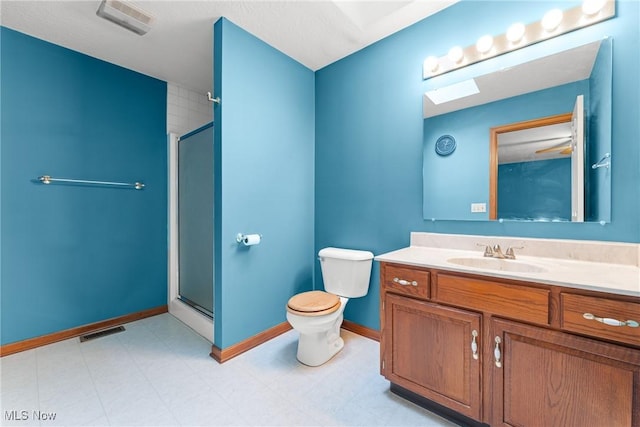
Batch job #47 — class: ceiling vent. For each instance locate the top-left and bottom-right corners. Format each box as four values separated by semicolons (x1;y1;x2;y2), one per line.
96;0;155;35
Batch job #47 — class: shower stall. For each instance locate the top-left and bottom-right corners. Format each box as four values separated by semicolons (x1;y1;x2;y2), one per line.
168;123;214;341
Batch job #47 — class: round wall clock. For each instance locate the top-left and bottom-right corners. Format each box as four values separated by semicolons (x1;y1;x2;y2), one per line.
435;135;456;156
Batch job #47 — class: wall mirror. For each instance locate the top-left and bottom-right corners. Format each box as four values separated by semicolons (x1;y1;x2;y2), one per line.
423;38;612;222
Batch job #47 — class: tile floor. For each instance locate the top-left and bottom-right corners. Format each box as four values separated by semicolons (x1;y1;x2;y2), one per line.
1;314;457;427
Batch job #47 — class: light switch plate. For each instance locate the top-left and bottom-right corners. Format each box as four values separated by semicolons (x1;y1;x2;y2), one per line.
471;203;486;213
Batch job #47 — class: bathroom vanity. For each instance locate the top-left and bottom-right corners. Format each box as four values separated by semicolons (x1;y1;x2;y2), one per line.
376;233;640;427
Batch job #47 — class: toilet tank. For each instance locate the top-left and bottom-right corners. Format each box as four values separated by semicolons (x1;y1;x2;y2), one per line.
319;247;374;298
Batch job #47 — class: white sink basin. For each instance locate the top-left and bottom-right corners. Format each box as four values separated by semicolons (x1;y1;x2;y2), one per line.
446;257;548;273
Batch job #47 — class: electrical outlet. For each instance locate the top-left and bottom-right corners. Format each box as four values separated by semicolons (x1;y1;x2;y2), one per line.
471;203;486;213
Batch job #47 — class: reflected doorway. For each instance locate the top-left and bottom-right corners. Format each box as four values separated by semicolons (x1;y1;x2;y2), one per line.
489;95;584;221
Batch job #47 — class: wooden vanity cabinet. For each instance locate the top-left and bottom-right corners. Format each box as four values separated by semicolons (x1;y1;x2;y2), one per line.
383;293;482;420
491;318;640;427
380;262;640;427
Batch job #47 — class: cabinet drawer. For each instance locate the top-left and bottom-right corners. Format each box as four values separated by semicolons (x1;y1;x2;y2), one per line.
561;293;640;347
382;264;430;299
435;274;550;325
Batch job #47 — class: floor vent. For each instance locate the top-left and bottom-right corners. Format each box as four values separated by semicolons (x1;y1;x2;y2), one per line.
79;326;125;342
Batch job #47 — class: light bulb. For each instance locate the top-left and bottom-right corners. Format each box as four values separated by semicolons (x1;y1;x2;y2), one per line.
424;56;440;73
506;22;525;43
447;46;464;64
582;0;606;16
476;35;494;54
542;9;563;31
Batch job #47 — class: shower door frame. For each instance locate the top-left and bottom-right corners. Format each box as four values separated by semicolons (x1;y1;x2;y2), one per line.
168;131;214;342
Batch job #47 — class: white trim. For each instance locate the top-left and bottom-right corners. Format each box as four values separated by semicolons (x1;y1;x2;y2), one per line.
169;299;213;341
167;132;213;343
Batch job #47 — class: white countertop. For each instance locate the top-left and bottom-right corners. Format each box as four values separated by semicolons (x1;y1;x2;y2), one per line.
375;245;640;298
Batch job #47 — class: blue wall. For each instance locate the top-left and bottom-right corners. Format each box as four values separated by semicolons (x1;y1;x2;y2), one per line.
1;28;168;345
498;158;571;221
316;1;640;331
213;19;315;348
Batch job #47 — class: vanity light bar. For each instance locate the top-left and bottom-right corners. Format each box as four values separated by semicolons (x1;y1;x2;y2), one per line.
423;0;615;79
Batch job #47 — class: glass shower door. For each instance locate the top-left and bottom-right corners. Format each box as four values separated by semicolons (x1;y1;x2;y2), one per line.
178;124;214;316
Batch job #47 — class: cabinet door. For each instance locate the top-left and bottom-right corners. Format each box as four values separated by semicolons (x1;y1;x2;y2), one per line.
491;318;640;427
383;293;482;420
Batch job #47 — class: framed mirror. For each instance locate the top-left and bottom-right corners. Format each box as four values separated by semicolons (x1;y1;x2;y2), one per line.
423;38;612;222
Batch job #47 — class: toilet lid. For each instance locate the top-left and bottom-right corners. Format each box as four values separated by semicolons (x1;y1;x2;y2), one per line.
287;291;340;316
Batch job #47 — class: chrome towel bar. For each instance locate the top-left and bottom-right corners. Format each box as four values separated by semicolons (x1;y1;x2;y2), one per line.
37;175;145;190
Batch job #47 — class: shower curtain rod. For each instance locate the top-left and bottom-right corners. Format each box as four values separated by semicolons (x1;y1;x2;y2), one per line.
37;175;145;190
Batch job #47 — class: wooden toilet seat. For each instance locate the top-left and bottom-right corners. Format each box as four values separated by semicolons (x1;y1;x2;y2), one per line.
286;291;340;317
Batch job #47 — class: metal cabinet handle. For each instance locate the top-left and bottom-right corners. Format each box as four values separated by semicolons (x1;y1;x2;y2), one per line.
583;313;639;328
393;277;418;286
471;330;479;360
494;336;502;368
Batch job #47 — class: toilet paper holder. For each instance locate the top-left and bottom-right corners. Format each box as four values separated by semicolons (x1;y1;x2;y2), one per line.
236;233;262;245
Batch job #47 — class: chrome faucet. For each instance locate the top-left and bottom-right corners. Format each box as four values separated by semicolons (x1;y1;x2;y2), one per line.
492;244;506;259
505;246;524;260
477;243;523;259
476;243;494;257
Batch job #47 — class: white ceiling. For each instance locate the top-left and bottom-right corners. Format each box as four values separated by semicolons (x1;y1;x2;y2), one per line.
498;122;572;164
0;0;458;94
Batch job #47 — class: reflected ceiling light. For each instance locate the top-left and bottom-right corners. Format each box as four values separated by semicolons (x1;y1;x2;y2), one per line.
424;56;440;73
476;35;494;54
425;79;479;105
582;0;607;16
542;9;564;31
506;22;526;43
448;46;464;64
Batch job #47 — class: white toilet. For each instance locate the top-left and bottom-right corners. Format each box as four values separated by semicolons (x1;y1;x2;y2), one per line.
286;247;374;366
